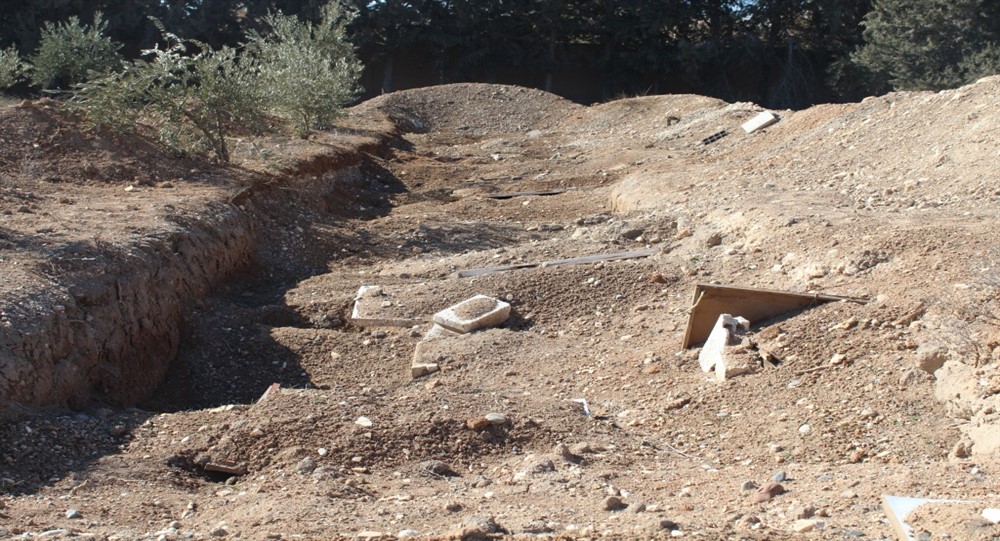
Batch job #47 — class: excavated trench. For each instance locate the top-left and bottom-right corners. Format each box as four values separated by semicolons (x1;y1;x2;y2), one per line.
0;141;399;419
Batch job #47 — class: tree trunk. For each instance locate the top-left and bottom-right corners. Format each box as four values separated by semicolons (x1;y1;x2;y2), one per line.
381;55;395;94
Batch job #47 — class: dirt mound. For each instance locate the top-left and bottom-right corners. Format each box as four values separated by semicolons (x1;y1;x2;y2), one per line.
0;101;216;188
358;83;580;136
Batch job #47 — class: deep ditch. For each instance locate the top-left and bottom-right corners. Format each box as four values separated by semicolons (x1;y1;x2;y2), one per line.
0;138;394;420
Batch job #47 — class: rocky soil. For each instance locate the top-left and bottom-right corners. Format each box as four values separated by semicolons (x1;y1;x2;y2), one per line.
1;80;999;539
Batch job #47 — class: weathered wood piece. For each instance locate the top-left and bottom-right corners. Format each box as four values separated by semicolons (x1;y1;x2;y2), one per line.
454;248;657;278
483;190;566;199
682;284;868;348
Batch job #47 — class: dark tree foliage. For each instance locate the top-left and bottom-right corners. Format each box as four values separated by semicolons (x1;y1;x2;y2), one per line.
853;0;1000;91
3;0;1000;107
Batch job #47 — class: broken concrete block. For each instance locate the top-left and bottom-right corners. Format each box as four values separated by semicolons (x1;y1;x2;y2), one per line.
424;323;460;341
741;111;778;134
351;285;426;328
697;314;749;372
433;295;511;334
411;363;440;379
716;345;757;382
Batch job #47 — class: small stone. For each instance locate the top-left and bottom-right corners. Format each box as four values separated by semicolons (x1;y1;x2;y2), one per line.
211;527;229;537
740;480;759;493
297;457;317;474
520;520;554;534
750;482;785;503
791;519;818;533
553;443;578;461
420;460;457;477
355;416;373;428
650;272;669;284
916;344;948;374
66;508;82;519
772;471;787;483
793;504;816;519
799;424;811;435
397;529;419;538
916;531;932;541
444;501;463;512
706;232;723;247
603;496;627;511
626;501;647;513
318;448;329;457
466;417;490;431
461;515;501;534
485;413;507;425
109;425;128;437
569;442;594;455
657;518;680;531
830;353;847;365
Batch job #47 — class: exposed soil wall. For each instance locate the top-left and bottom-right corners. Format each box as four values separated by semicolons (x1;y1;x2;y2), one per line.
0;162;376;420
0;204;255;417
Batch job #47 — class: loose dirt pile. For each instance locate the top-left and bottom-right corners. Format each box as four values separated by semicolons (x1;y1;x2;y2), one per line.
1;81;999;539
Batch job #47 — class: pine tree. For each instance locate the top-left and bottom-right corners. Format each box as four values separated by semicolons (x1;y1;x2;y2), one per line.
853;0;1000;91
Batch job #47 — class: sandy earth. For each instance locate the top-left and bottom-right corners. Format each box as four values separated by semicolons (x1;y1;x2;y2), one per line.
1;80;1000;540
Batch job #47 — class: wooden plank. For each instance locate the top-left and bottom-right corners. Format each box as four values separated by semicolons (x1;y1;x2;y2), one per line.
455;248;657;278
483;190;566;199
539;248;657;267
682;284;868;348
454;262;539;278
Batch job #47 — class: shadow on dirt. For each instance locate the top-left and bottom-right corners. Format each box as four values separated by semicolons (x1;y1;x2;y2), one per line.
0;408;152;497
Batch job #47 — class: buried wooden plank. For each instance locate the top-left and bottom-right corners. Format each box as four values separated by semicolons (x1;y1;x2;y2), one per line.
682;284;868;348
454;248;657;278
483;190;566;199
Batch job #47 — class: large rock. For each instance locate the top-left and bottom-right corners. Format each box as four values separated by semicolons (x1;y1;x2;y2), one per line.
916;343;949;374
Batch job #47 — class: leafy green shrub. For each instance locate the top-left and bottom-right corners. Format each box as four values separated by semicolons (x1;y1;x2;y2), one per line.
73;30;265;162
0;46;26;89
248;3;362;138
30;13;122;90
0;45;27;88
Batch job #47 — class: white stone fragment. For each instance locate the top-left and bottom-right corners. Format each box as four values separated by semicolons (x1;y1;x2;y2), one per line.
433;294;511;334
741;111;779;134
698;314;749;372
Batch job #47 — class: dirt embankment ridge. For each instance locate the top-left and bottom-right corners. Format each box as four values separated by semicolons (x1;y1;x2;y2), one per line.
0;102;393;419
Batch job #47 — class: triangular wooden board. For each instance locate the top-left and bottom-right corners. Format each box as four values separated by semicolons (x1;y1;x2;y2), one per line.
682;284;867;348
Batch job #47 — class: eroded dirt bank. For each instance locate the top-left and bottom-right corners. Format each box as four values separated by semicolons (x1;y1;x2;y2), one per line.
1;82;999;539
0;102;393;417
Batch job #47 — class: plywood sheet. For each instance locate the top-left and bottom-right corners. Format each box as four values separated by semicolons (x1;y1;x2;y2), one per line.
682;284;867;348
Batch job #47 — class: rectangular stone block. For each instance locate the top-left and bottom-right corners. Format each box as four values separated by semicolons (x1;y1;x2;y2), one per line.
741;111;778;134
351;285;426;328
432;295;511;334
